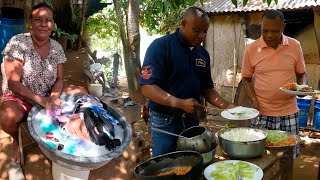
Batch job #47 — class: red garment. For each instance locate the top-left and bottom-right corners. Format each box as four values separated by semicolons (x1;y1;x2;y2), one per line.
1;93;32;113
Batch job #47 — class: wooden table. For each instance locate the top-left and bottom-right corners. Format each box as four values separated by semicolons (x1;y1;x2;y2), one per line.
200;117;294;180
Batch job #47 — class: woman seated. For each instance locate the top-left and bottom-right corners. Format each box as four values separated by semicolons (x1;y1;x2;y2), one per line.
0;2;87;164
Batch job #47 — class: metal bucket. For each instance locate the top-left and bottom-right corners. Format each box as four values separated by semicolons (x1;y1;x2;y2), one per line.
27;95;132;170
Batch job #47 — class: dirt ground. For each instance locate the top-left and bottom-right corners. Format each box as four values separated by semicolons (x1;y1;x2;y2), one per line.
0;49;319;180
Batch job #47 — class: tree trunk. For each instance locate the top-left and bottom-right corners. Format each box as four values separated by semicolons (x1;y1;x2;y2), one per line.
127;0;143;102
114;0;143;102
77;0;87;50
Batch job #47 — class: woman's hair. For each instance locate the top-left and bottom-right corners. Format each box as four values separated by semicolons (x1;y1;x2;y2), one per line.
30;2;54;19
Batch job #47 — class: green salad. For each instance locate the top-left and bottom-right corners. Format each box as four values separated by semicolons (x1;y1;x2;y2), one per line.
210;161;256;180
266;130;288;143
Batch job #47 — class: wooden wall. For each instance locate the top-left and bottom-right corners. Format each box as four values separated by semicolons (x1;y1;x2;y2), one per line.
295;24;320;65
1;0;24;9
314;7;320;61
306;64;320;89
205;14;245;102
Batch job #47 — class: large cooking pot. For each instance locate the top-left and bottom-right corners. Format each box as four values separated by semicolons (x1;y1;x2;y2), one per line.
134;151;203;180
218;127;267;158
176;126;214;153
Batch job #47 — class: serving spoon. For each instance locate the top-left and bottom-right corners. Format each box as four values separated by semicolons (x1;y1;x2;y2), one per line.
151;127;189;139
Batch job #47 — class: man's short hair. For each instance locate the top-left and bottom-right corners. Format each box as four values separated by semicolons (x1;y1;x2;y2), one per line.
262;10;284;23
182;7;209;20
30;2;54;19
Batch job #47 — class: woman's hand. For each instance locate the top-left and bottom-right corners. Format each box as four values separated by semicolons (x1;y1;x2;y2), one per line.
41;96;61;110
50;95;62;108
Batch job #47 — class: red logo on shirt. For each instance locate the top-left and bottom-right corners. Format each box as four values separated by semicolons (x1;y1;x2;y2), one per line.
141;66;152;79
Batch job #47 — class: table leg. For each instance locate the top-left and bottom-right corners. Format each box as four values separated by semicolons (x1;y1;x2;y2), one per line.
279;147;293;180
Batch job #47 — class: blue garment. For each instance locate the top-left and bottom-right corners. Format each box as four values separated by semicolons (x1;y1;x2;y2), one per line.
139;29;214;112
139;29;214;156
149;110;198;157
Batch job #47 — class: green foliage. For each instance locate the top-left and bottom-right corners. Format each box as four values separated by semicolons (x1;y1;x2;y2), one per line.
242;0;248;6
85;4;121;51
232;0;278;6
140;0;200;35
52;23;78;42
232;0;237;7
68;34;78;43
52;23;68;38
85;0;281;50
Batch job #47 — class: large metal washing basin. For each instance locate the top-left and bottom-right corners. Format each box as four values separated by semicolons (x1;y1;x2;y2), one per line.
27;95;132;171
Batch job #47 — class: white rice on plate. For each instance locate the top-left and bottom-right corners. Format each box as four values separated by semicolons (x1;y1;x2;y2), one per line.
227;106;255;119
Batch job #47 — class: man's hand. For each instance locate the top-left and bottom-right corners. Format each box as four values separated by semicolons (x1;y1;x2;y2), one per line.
181;98;206;114
226;103;237;109
251;98;259;110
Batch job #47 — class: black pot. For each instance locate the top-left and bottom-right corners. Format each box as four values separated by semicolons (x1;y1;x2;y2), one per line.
134;151;203;180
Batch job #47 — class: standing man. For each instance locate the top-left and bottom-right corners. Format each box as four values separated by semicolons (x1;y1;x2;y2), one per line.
241;10;307;156
139;7;234;157
112;52;121;88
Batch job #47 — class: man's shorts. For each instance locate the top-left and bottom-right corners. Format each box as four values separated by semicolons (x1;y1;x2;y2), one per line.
252;113;299;134
1;93;32;114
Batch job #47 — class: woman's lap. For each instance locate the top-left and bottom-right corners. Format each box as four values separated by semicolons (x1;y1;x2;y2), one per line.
1;94;31;115
0;98;27;126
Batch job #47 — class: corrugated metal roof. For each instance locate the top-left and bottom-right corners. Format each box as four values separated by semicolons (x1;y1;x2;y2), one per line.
202;0;320;13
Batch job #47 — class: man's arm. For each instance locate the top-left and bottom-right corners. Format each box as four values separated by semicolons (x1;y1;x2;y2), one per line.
141;84;205;114
201;88;235;109
242;77;259;109
296;72;307;85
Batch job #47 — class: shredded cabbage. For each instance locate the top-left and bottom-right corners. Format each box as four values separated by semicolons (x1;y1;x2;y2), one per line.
266;130;288;143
